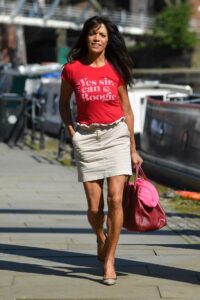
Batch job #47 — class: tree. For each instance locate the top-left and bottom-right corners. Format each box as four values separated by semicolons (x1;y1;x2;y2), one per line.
163;0;183;6
153;2;197;50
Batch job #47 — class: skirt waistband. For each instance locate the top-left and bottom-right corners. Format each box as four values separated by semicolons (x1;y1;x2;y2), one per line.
76;118;125;132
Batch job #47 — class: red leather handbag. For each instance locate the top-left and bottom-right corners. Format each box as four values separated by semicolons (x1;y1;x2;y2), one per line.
123;165;167;232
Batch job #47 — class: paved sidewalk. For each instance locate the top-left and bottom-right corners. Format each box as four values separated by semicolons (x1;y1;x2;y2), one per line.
0;143;199;300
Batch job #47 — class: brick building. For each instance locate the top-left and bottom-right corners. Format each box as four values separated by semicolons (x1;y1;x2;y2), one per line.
189;0;200;33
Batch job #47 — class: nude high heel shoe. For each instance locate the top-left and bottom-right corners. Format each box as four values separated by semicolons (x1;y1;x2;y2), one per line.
102;277;117;285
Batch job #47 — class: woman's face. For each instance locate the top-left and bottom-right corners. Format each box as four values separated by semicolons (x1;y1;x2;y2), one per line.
87;23;109;55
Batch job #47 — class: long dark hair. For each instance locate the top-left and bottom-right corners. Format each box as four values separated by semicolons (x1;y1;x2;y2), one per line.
67;16;134;86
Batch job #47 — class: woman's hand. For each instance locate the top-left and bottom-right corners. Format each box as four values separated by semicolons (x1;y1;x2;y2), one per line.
69;126;76;139
131;150;143;168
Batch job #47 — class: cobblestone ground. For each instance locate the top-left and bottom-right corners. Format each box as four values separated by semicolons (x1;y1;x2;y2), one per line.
166;213;200;244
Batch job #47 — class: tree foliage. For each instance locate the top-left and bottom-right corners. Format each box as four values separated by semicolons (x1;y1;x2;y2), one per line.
153;3;197;49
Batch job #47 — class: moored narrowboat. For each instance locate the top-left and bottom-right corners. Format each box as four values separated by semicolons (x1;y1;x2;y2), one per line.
139;98;200;191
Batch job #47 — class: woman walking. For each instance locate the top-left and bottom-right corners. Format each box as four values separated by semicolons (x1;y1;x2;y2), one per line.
59;15;143;285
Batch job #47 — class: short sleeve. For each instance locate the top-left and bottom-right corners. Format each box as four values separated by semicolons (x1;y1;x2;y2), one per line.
61;64;73;86
118;74;125;87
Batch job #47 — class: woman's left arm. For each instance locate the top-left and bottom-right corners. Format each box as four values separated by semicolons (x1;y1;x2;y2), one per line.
118;85;143;167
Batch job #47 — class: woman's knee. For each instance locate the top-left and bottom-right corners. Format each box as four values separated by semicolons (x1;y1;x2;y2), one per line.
107;193;122;210
87;208;104;226
88;207;103;215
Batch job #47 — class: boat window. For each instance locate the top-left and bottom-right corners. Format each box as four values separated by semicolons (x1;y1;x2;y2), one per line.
140;97;145;104
191;131;200;150
148;95;164;101
150;119;164;138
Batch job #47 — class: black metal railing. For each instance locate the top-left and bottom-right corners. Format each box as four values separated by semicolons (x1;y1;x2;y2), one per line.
23;90;46;150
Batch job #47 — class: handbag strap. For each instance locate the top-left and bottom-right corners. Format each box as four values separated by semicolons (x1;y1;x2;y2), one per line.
135;164;148;182
126;164;148;186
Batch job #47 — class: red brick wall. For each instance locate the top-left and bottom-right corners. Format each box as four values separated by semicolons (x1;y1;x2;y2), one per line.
189;0;200;32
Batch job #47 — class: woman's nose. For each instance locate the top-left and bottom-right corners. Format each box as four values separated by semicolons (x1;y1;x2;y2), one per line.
93;34;100;41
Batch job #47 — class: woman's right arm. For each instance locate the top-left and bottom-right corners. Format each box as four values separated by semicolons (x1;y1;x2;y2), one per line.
59;79;75;139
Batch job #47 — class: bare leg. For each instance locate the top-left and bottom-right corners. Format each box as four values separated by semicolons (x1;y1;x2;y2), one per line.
103;175;127;279
83;179;106;244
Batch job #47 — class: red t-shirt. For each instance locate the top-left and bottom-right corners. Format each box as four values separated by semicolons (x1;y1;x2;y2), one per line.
61;60;125;125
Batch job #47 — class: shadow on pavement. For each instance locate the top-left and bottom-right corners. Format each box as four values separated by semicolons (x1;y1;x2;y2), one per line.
0;227;199;238
0;209;87;215
0;209;199;219
0;243;199;285
124;243;200;250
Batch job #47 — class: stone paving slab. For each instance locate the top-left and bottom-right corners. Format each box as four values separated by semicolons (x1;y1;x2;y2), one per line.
7;275;161;299
159;285;200;298
154;248;200;255
0;143;199;300
16;297;200;300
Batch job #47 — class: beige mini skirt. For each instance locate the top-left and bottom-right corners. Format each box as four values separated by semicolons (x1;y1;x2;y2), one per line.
72;120;132;182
